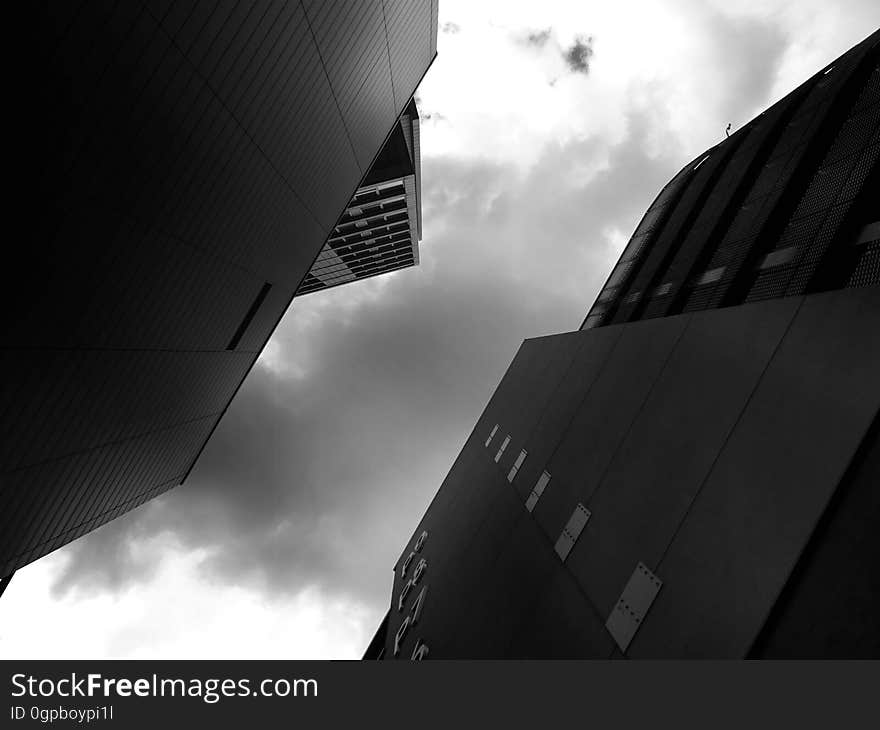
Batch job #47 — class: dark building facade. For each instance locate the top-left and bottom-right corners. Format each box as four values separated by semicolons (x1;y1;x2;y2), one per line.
296;99;423;296
370;30;879;660
1;2;438;582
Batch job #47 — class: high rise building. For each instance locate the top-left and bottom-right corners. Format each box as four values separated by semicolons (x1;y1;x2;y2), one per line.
1;2;438;584
369;30;879;660
296;99;423;296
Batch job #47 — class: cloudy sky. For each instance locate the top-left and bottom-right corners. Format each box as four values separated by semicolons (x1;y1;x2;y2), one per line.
2;0;877;659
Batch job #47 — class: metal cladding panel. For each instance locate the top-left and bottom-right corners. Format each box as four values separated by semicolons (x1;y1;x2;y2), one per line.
383;0;434;114
13;209;272;352
399;446;486;568
429;0;439;57
580;160;695;329
506;326;623;502
0;417;218;577
390;448;506;604
303;0;398;170
629;285;880;658
611;144;729;323
605;562;663;653
564;297;801;618
477;334;589;464
3;2;436;575
849;240;880;287
532;316;688;547
445;512;560;659
303;0;388;110
751;424;880;658
384;457;524;659
554;504;592;561
473;339;547;437
151;2;358;231
0;350;253;472
525;471;552;512
48;4;329;281
507;566;615;659
343;55;399;172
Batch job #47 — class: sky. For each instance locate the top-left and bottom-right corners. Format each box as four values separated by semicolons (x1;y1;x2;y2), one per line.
2;0;878;659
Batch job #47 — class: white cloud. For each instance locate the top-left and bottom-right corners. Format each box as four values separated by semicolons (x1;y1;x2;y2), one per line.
419;0;879;167
0;536;372;659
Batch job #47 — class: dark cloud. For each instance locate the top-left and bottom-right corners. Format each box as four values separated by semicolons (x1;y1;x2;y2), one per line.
441;22;460;35
562;35;594;75
49;106;682;621
421;110;447;122
521;27;553;49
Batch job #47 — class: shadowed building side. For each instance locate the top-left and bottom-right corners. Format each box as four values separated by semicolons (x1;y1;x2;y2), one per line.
1;1;438;583
372;29;879;660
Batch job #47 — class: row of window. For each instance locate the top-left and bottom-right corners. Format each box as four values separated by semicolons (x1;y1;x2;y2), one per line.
485;422;546;508
483;421;664;654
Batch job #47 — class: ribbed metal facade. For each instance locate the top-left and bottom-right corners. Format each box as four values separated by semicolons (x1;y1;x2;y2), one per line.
582;30;879;329
1;2;437;579
373;30;880;660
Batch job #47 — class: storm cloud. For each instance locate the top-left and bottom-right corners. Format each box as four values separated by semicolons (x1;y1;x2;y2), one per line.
50;104;682;612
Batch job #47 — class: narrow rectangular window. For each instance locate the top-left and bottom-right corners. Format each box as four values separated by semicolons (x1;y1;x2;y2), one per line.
494;435;510;463
554;503;591;561
605;562;663;654
695;267;724;286
227;282;271;350
854;221;879;245
507;449;527;482
525;470;551;512
485;424;499;448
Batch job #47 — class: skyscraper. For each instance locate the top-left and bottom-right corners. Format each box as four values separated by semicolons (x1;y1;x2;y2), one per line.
1;2;438;584
371;29;879;660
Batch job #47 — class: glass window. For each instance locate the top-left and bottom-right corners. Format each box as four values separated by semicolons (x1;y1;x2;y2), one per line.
507;449;528;482
494;435;510;463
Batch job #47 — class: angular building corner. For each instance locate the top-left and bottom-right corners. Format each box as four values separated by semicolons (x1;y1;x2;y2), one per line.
1;2;438;584
296;99;424;296
375;29;880;660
